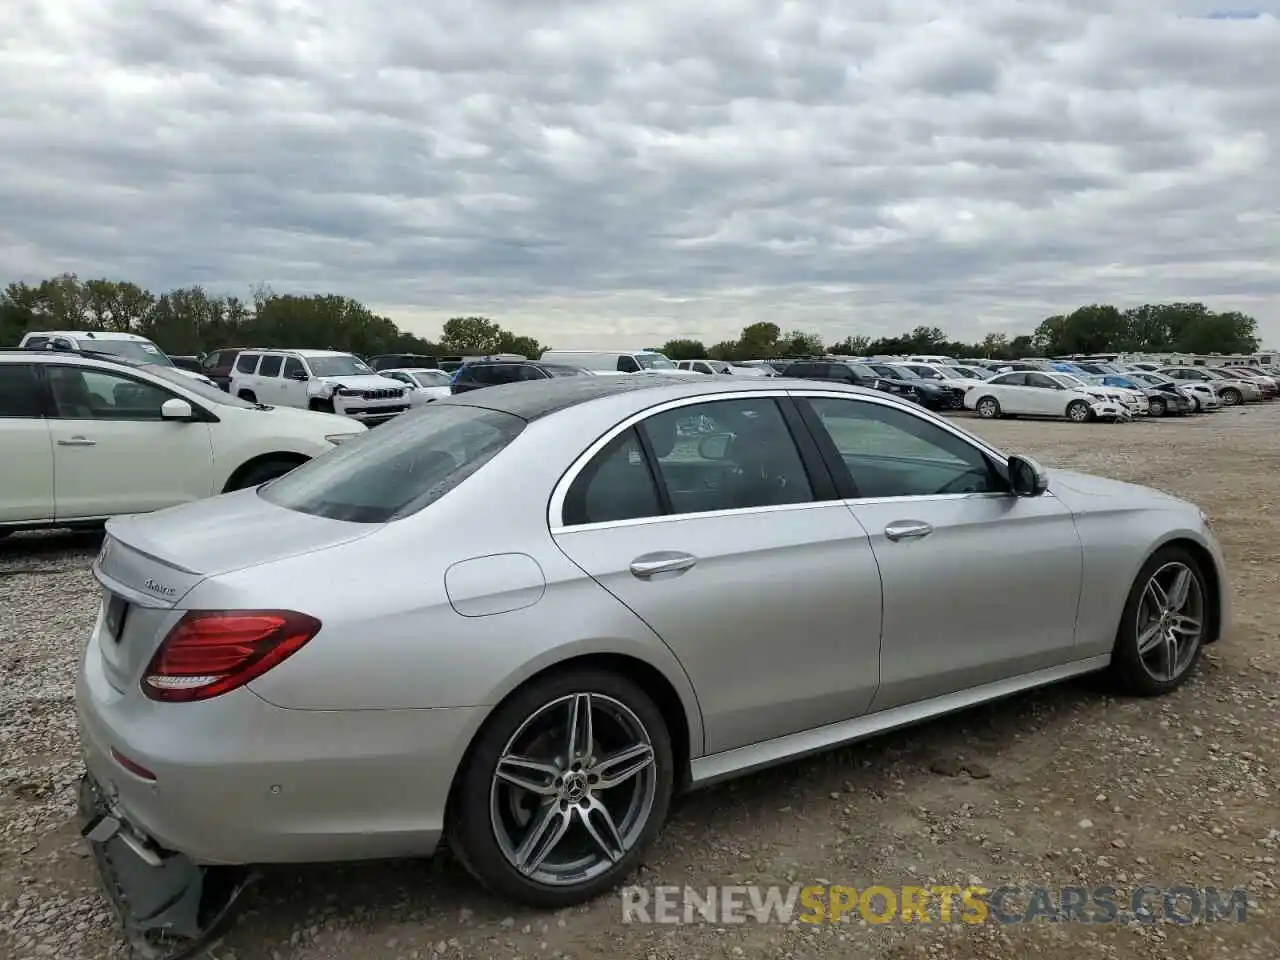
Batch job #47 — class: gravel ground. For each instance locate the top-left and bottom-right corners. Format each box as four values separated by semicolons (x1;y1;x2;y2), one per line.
2;405;1278;959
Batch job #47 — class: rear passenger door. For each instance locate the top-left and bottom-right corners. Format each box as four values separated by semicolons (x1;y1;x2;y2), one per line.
550;394;883;755
0;363;55;523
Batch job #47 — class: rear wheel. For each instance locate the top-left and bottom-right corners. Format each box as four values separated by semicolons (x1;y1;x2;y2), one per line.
1148;397;1165;417
1066;400;1092;423
1110;546;1209;696
1220;387;1242;406
975;396;1001;419
236;390;257;403
449;668;674;908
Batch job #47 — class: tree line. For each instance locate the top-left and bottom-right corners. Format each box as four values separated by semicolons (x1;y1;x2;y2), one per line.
0;274;1263;365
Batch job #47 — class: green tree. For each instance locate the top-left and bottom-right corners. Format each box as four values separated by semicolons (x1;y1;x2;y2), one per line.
827;335;871;356
776;330;825;356
442;316;504;354
735;322;782;358
661;338;707;361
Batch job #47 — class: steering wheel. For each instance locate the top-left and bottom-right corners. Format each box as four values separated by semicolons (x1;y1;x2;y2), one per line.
932;469;992;495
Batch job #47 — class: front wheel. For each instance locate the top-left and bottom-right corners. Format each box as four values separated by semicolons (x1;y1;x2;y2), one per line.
1148;397;1165;417
1066;400;1093;423
975;396;1001;419
1109;547;1209;696
449;669;674;908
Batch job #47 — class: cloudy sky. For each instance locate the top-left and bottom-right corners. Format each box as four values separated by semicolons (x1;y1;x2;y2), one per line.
1;2;1277;349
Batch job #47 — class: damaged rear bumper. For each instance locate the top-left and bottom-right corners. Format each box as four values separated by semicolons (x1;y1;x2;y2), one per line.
78;773;255;959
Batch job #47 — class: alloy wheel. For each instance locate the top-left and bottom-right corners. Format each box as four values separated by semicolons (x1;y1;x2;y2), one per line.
1067;401;1091;422
489;693;657;886
1135;562;1205;683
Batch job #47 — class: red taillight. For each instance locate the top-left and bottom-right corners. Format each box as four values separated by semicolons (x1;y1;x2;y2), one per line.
142;610;321;703
110;747;157;781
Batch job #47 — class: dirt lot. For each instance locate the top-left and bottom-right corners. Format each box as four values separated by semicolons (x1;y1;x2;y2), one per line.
2;405;1278;960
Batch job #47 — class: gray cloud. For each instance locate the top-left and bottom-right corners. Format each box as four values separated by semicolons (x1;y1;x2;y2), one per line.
1;0;1278;348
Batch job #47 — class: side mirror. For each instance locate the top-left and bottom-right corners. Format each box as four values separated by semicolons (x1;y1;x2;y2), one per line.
161;398;195;421
698;434;732;461
1008;454;1049;497
288;369;309;381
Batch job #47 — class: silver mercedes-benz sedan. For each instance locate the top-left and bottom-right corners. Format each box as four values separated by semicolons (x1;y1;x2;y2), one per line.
76;375;1228;953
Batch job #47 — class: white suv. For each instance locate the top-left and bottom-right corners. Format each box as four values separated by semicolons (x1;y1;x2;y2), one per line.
230;349;410;424
0;351;365;537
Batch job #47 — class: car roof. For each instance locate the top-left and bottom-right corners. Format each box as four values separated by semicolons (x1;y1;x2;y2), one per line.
20;330;152;341
445;373;890;421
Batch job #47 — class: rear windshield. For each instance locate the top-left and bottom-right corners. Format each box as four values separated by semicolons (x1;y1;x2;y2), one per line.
259;404;525;522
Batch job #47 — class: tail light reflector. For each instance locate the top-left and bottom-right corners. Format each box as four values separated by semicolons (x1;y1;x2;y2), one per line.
142;610;321;703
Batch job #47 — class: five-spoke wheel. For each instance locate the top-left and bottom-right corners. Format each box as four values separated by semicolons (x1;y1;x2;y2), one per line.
1112;546;1210;695
450;669;673;907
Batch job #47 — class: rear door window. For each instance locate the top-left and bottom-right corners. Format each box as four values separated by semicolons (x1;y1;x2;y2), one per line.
235;353;260;374
260;405;526;522
258;355;284;377
0;364;44;418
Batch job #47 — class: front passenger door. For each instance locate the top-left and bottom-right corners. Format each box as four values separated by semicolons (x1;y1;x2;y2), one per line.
795;393;1083;709
551;396;883;754
1025;372;1067;415
0;363;54;523
45;366;215;519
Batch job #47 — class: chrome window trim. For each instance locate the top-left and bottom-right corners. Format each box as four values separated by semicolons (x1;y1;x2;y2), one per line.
546;388;1011;531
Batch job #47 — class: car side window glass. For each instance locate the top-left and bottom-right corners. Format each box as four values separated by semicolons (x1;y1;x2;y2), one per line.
805;396;1001;499
640;399;814;515
1026;373;1057;389
235;353;259;374
0;364;44;418
283;357;305;379
46;367;172;421
562;428;664;526
517;365;545;381
990;372;1026;386
617;356;640;373
258;355;284;377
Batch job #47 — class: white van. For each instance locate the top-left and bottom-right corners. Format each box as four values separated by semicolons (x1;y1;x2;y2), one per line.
538;350;692;374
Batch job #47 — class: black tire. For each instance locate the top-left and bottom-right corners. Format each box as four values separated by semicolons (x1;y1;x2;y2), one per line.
1148;397;1165;417
224;457;306;492
1187;395;1200;413
1221;387;1242;406
308;398;335;414
449;668;674;909
1109;545;1209;697
1066;400;1093;423
974;396;1001;419
237;390;257;403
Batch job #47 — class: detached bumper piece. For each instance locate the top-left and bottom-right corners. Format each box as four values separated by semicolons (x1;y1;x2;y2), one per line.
78;775;255;960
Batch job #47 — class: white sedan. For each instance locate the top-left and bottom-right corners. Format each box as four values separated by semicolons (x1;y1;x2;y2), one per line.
0;351;364;537
378;367;454;405
965;370;1128;422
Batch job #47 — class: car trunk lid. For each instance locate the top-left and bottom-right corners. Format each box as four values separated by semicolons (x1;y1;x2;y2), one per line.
93;489;377;692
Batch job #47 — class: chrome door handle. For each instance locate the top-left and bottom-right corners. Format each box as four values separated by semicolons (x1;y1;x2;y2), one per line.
57;437;97;446
629;552;698;579
884;520;933;542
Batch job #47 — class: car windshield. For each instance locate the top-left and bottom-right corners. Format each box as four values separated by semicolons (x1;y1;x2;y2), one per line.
951;366;988;379
78;338;175;366
1050;373;1088;388
928;367;966;380
308;354;373;377
845;363;877;379
541;364;590;378
409;370;452;387
260;404;526;523
145;365;259;407
634;353;676;370
888;365;921;379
